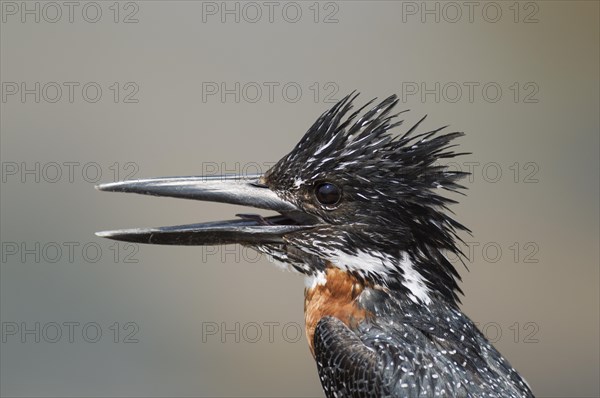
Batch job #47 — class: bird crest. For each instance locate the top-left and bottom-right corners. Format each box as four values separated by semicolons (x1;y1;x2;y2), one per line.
265;93;470;304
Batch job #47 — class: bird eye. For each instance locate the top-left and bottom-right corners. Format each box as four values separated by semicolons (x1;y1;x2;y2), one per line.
314;182;341;207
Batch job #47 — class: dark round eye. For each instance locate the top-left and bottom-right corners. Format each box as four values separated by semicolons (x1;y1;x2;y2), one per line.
315;182;341;207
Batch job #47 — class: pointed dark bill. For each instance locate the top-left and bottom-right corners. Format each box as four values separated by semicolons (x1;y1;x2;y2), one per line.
95;175;318;245
96;174;296;212
95;216;310;246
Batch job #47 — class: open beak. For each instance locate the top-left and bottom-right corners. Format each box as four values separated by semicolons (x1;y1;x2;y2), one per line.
95;175;317;245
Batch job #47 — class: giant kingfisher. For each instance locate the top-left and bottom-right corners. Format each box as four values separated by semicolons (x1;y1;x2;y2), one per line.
96;93;533;397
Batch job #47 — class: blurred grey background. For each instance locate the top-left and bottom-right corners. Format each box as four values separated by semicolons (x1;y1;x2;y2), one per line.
1;1;598;397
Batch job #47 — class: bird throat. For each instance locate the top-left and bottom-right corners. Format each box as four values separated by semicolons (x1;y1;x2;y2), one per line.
303;265;371;357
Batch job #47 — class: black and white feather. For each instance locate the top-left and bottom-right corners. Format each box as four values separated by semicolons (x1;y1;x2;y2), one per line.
315;289;534;397
262;94;533;397
265;93;469;305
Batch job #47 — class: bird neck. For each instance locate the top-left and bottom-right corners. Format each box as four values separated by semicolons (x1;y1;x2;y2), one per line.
305;247;461;307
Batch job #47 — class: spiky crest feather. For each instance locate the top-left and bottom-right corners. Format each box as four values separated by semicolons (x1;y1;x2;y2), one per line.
265;93;470;304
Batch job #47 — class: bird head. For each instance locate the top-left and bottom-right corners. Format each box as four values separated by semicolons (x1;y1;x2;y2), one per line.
97;93;468;305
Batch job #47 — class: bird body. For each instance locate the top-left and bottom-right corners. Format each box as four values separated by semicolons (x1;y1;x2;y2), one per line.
308;265;531;397
97;93;534;397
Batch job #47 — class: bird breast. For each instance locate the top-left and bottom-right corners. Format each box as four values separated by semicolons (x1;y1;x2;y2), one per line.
304;265;371;356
